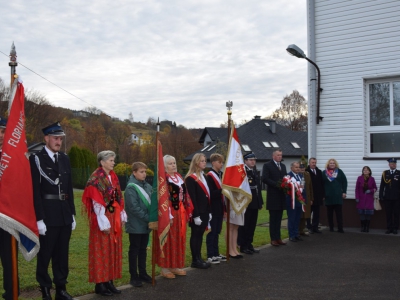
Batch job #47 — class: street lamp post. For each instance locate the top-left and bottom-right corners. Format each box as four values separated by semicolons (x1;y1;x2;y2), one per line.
286;44;323;124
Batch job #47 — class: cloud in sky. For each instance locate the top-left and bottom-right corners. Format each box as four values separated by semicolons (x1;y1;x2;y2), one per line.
0;0;308;128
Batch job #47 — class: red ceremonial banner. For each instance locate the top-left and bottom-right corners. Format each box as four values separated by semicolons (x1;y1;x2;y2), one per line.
0;79;39;261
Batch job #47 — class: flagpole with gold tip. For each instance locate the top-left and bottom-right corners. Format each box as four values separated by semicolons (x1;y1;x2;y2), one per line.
8;41;19;300
225;101;232;262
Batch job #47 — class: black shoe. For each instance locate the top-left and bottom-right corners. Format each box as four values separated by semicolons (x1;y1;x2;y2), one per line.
249;248;260;253
329;228;334;232
240;248;253;255
289;237;297;242
95;283;113;296
40;286;52;300
199;257;212;267
191;260;209;269
308;229;314;234
55;289;74;300
105;281;121;294
295;236;303;241
337;229;344;233
229;254;241;259
313;229;322;233
130;279;143;287
360;220;365;232
139;273;152;283
365;220;370;233
385;229;392;234
393;229;398;234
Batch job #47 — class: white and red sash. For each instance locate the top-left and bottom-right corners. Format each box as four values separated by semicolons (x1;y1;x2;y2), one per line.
207;170;225;206
190;173;210;203
207;170;222;189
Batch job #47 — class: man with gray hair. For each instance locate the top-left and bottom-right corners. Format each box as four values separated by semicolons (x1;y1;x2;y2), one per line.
29;122;75;300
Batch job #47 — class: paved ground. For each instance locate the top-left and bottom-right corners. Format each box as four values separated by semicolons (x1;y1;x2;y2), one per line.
76;227;400;300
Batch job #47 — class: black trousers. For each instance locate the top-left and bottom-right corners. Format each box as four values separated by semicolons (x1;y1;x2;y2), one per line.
190;213;209;261
238;208;259;250
384;200;400;230
36;225;72;287
310;204;321;230
326;205;343;230
128;233;149;279
0;229;19;300
268;210;283;241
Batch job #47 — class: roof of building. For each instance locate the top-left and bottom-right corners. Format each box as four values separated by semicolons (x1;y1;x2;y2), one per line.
184;116;308;162
198;127;228;144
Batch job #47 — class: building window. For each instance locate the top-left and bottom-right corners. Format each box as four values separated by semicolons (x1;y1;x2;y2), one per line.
367;79;400;154
270;141;279;148
291;142;300;148
242;144;251;151
201;145;209;152
207;145;216;151
264;122;270;127
262;141;271;147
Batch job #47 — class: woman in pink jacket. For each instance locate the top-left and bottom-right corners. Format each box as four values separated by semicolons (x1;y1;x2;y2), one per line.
355;166;377;233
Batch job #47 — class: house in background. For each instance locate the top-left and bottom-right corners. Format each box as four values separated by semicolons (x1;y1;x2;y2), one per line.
184;116;308;170
306;0;400;227
130;132;142;145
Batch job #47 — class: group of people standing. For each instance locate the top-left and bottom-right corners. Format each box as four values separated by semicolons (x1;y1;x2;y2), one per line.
2;120;400;300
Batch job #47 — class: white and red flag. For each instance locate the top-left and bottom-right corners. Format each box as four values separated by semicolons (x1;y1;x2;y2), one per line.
222;120;252;214
0;78;39;261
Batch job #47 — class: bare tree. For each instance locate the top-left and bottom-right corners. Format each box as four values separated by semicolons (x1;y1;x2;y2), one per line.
266;90;308;131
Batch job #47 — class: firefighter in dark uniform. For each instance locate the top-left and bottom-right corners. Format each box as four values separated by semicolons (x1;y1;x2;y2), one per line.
238;152;264;254
29;122;75;300
0;117;19;300
379;157;400;234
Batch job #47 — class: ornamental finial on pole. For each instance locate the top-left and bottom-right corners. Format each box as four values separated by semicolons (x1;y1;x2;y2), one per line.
226;101;233;117
9;42;17;65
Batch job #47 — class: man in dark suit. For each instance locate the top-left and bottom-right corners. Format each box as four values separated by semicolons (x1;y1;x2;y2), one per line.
29;122;75;300
306;157;325;233
379;158;400;234
0;117;19;300
238;152;263;254
262;149;287;247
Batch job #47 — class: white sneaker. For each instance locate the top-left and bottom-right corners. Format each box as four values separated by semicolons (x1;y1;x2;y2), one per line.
207;257;220;264
216;254;227;262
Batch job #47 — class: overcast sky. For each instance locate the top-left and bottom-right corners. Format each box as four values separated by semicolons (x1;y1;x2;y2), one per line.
0;0;308;128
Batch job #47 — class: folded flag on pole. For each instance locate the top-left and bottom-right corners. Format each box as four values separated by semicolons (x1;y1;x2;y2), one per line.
149;140;170;257
0;78;39;261
222;120;252;214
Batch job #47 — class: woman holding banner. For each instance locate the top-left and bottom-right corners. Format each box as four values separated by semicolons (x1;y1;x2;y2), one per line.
82;150;127;296
156;155;193;278
185;153;211;269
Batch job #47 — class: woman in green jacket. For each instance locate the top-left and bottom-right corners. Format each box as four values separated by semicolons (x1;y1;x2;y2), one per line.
124;162;153;288
322;158;347;233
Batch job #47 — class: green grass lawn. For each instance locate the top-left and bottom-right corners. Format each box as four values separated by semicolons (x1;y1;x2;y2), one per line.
1;190;288;298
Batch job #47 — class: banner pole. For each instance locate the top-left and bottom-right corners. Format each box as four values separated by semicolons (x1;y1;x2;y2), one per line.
8;42;19;300
225;102;232;262
151;118;160;286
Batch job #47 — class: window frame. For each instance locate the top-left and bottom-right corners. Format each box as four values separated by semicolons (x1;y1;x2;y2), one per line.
366;77;400;156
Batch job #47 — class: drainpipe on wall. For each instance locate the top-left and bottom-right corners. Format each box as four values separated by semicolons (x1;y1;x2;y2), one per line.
307;0;317;158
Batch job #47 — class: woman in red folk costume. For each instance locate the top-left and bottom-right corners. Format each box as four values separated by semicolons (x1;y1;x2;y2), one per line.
82;150;127;296
156;155;193;278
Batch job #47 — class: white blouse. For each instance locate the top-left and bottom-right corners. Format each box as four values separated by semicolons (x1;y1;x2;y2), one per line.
92;174;127;231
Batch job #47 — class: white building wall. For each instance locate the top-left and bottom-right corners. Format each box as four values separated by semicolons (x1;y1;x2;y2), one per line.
309;0;400;198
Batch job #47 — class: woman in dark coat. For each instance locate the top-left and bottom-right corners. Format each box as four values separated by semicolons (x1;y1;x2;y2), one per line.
322;158;347;233
185;153;211;269
355;166;377;233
